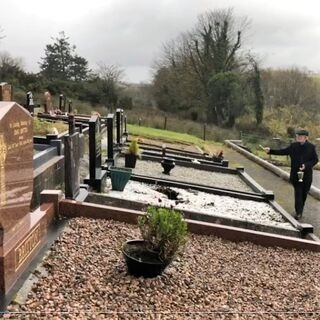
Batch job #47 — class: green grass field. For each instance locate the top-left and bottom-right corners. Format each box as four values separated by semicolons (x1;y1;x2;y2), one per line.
128;124;320;170
33;118;68;136
128;124;207;148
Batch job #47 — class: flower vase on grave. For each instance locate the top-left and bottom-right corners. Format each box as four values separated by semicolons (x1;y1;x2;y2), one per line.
161;157;175;175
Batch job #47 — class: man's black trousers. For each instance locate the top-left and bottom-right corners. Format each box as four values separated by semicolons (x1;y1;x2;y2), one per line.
293;180;312;215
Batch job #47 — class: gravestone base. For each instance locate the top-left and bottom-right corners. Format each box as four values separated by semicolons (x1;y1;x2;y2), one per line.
84;169;107;193
104;158;115;168
75;188;89;202
0;204;56;294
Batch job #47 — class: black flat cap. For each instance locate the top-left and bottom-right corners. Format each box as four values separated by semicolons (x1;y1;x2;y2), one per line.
295;129;309;136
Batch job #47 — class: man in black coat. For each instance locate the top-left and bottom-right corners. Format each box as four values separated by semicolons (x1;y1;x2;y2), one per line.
263;129;318;220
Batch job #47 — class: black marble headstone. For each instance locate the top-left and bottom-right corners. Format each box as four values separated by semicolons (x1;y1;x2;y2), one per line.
120;109;124;137
68;100;73;114
106;114;114;163
64;132;80;199
124;114;128;136
116;108;121;145
68;114;75;135
84;115;107;192
59;94;65;112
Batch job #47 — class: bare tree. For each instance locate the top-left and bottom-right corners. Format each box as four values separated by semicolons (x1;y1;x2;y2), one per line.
96;63;125;82
261;67;319;112
152;8;251;125
0;51;24;80
94;63;125;110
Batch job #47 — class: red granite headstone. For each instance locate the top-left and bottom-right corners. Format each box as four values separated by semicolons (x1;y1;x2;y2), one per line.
0;102;56;294
0;83;12;101
0;102;33;235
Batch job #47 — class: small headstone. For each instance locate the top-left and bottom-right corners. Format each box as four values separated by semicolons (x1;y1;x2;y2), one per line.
0;83;12;101
26;91;34;114
44;91;52;113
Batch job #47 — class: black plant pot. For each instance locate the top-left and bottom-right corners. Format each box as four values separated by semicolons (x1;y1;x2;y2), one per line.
161;157;175;175
212;156;223;163
125;153;137;168
122;240;169;278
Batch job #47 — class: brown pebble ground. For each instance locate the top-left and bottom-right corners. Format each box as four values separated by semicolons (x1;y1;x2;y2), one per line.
7;218;320;320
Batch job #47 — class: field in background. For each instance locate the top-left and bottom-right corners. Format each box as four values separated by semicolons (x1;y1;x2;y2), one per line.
33;118;68;136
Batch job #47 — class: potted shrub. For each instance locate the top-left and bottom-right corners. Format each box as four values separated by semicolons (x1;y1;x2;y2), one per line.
122;206;188;278
125;139;140;168
110;167;132;191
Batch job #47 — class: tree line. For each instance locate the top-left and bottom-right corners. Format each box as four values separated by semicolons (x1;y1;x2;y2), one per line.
0;9;319;130
0;31;130;110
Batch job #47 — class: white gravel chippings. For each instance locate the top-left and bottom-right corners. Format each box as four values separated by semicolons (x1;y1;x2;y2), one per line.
106;181;296;230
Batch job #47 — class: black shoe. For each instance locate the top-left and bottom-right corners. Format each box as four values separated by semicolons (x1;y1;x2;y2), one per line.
295;214;302;220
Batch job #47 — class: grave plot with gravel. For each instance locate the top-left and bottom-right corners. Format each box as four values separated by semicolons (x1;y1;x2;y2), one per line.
8;218;320;320
116;158;253;192
104;180;295;230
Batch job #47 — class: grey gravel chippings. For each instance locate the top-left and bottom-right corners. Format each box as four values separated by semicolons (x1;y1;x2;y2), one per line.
116;158;253;192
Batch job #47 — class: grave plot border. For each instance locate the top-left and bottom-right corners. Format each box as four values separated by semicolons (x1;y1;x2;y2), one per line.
133;153;234;172
139;149;229;167
103;167;314;234
114;153;273;198
59;199;320;251
85;192;301;238
126;138;204;156
33;145;58;169
128;173;270;201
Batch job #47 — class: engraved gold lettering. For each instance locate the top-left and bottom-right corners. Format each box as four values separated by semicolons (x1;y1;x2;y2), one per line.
0;135;7;206
15;225;42;271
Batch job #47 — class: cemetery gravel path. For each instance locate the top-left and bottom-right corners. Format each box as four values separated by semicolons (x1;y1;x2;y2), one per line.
207;145;320;237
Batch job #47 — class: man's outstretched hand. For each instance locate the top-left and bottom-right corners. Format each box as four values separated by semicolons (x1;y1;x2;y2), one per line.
260;145;270;154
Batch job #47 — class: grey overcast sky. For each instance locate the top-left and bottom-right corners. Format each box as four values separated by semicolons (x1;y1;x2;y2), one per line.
0;0;320;83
